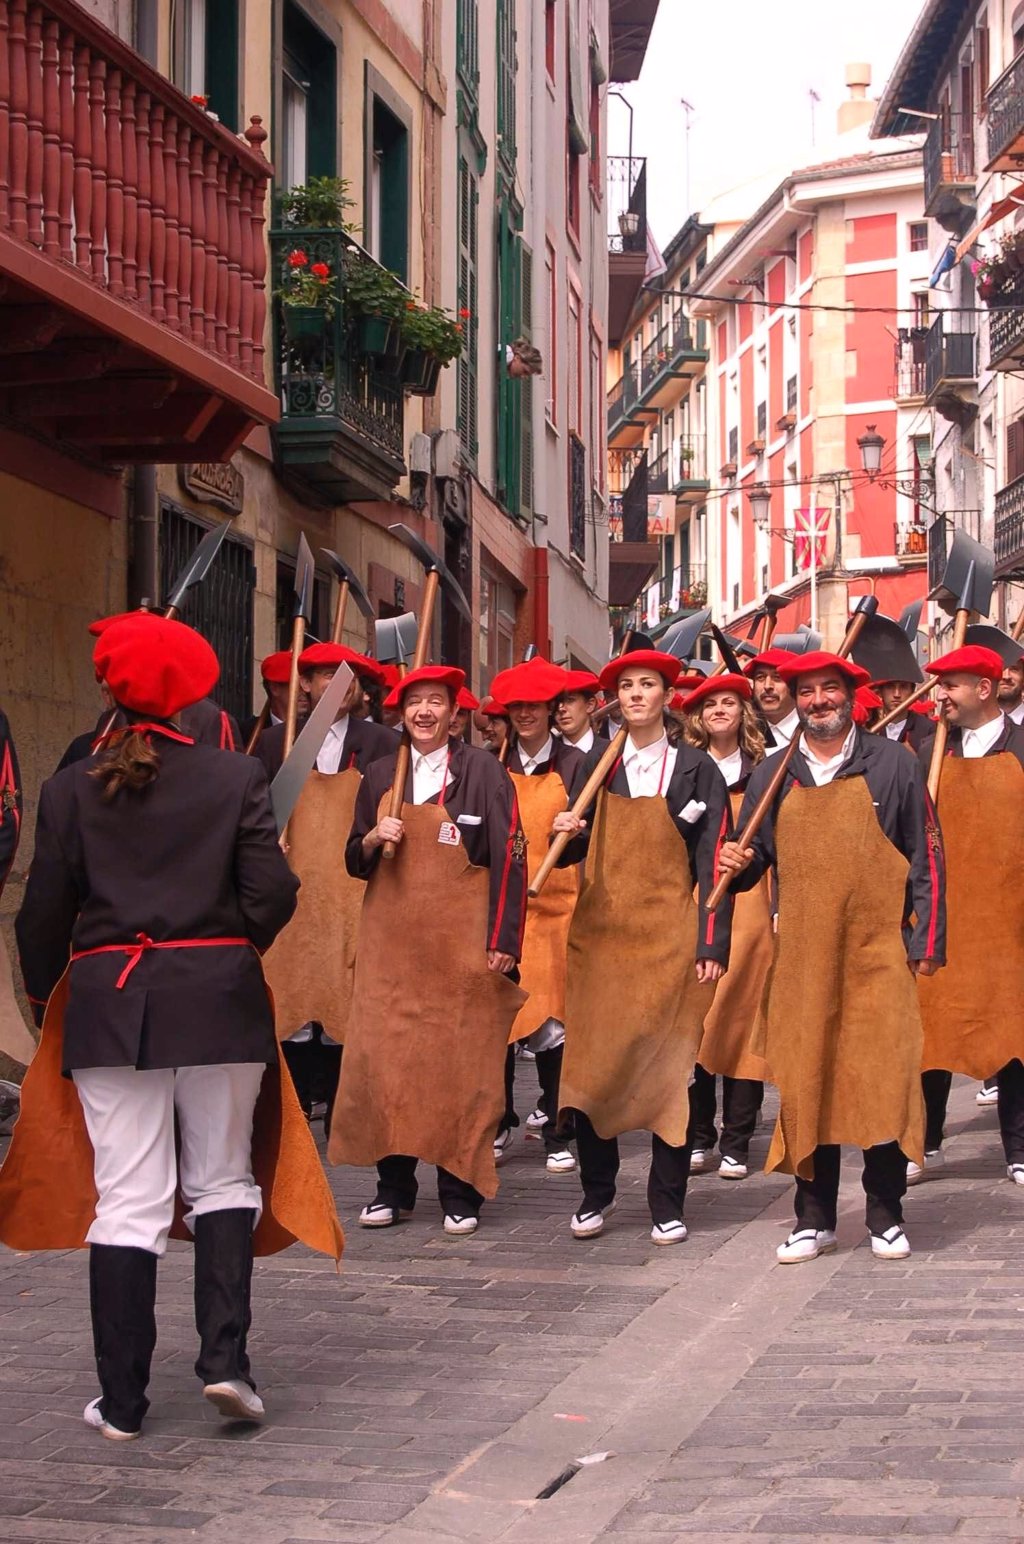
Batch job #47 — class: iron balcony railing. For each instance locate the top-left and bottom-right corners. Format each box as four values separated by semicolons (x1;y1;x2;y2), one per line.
607;364;640;434
986;50;1024;168
638;564;708;629
995;478;1024;575
988;279;1024;370
893;331;928;398
607;155;647;255
928;510;983;593
923;110;975;212
569;432;588;560
924;315;975;398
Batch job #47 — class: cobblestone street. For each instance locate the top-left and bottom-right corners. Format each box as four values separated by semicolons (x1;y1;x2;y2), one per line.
1;1076;1022;1544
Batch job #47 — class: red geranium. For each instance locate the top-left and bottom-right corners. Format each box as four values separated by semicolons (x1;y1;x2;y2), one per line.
310;262;330;279
288;249;309;269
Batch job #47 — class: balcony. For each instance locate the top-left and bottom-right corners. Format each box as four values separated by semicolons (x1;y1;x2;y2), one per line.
893;330;928;400
923;111;975;218
894;520;928;560
987;280;1024;371
928;510;982;593
636;308;709;407
607;155;647;347
269;229;405;505
638;564;709;632
606;363;654;443
985;50;1024;171
924;315;976;426
0;0;278;462
995;479;1024;578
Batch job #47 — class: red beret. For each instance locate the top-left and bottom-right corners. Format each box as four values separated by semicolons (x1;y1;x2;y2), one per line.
478;695;509;718
852;685;883;726
743;648;797;677
598;649;680;692
777;651;870;687
383;664;465;710
926;645;1004;682
682;673;753;713
559;668;601;696
89;608;157;637
298;642;385;686
260;650;292;684
668;672;709;711
489;657;569;705
456;686;481;711
93;615;219;718
378;663;402;690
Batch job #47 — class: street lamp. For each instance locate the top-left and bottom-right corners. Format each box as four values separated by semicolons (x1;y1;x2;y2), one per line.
618;210;641;239
748;482;771;531
857;424;886;481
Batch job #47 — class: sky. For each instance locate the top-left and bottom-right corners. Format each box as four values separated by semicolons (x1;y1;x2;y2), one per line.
608;0;926;249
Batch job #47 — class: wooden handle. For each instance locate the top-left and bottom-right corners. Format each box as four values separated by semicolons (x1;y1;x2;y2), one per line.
758;609;778;653
1013;607;1024;643
528;727;628;897
926;608;969;804
245;701;270;755
163;603;180;621
331;582;349;645
706;605;875;913
382;571;441;861
498;734;511;766
868;676;935;735
282;615;306;761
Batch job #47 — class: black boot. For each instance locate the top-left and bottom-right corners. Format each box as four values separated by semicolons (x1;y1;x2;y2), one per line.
89;1244;158;1434
193;1208;258;1390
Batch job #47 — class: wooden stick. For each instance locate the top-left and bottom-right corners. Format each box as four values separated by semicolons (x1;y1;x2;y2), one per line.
282;614;307;762
926;609;969;804
245;701;270;755
868;677;935;735
704;606;876;913
331;582;350;645
383;570;440;860
528;727;628;898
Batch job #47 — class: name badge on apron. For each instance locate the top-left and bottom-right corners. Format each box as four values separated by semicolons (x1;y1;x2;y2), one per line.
437;821;462;847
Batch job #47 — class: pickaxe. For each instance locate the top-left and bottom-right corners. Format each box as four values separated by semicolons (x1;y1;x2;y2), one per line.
382;524;472;859
925;529;994;802
321;548;374;645
745;592;789;653
283;534;315;762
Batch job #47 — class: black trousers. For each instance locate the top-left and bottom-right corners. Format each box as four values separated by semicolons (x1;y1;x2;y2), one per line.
374;1154;483;1219
921;1069;953;1152
282;1027;342;1131
794;1142;907;1235
499;1042;572;1152
573;1110;692;1225
997;1058;1024;1163
688;1064;763;1161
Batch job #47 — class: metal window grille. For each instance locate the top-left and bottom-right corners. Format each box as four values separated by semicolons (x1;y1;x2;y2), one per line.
159;502;254;724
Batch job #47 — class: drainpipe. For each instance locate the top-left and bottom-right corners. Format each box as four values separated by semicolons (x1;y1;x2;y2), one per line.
130;465;160;609
532;545;549;654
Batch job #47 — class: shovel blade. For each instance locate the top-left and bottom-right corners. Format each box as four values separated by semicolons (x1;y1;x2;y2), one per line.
773;628;822;655
964;623;1024;669
660;607;711;660
374;612;419;666
847;611;924;684
930;527;994;619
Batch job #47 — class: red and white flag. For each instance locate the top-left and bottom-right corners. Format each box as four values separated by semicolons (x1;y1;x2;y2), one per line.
793;507;829;572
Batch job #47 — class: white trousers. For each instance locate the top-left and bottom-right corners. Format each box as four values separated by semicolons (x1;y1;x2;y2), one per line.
72;1063;265;1255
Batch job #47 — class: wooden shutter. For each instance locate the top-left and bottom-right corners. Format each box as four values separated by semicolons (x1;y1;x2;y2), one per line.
1008;417;1024;485
977;23;990;110
457;156;479;461
520;245;534;515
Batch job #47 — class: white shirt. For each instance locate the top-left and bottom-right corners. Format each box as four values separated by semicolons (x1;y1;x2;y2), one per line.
767;707;800;748
411;742;452;804
1009;701;1024;726
623;732;677;798
961;713;1005;759
519;735;554;775
711;746;744;787
270;712;283;726
314;715;349;774
884;717;906;741
799;725;857;787
565;726;595;754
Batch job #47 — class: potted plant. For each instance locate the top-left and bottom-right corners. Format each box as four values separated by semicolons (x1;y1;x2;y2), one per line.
278;177;357;231
273;248;338;344
398;301;465;393
342;253;408;356
679;444;694;462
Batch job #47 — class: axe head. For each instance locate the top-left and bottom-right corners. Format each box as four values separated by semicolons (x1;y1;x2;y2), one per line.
708;623;743;676
847;611;924;685
293;533;315;623
930;527;994;619
387;523;472;623
320;549;374;620
898;600;923;640
660;608;711;661
163;520;230;615
964;623;1024;669
374;612;419;666
773;628;822;655
523;643;539;661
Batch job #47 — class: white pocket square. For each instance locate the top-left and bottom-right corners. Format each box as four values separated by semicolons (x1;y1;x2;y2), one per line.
677;799;707;825
456;813;483;826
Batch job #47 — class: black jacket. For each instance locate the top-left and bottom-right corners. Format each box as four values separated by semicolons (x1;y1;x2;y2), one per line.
733;727;945;964
16;736;298;1071
0;709;21;895
918;714;1024;772
889;709;934;752
507;735;583;796
557;737;733;967
346;736;528;960
56;699;242;773
255;714;397;782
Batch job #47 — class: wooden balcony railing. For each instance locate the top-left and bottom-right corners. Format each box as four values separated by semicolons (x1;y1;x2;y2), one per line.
0;0;272;384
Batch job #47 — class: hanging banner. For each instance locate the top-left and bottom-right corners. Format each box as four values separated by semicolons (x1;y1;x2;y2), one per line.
794;508;830;572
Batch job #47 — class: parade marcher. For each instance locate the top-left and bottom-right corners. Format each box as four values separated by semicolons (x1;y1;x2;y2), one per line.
551;649;732;1245
554;669;603;753
450;685;481;741
996;649;1024;726
914;645;1024;1187
0;614;342;1440
873;676;934;750
240;651;305;747
332;665;528;1236
475;697;510;754
682;674;770;1181
489;658;582;1174
0;704;34;1071
717;651;944;1263
261;642;395;1130
745;648;801;748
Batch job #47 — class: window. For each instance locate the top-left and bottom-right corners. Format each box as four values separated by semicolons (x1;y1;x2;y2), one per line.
161;504;253;724
786;374;798;412
756;401;767;438
479;567;517;692
545;243;557;425
728;426;738;463
909;221;929;252
457;156;480;460
567;138;581;239
913;291;931;328
496;204;524;514
911;433;932;523
588;74;601;199
1007;415;1024;485
590;327;603;492
174;0;239;131
976;21;990;101
457;0;479;98
545;0;556;78
281;3;337;188
497;0;517;167
365;72;411;282
567;285;582;436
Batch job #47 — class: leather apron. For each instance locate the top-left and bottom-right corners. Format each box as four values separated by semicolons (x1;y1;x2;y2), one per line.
0;929;37;1066
263;769;364;1043
756;778;925;1178
508;770;579;1042
328;799;527;1198
559;788;714;1146
697;790;772;1082
918;755;1024;1078
0;963;344;1260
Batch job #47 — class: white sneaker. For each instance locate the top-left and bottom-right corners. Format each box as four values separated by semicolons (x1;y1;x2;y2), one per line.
570;1201;615;1239
689;1148;709;1174
525;1107;548;1131
871;1225;911;1260
545;1148;577;1173
776;1228;838;1264
493;1128;514;1164
83;1396;140;1441
908;1149;943;1185
443;1213;479;1236
718;1155;748;1180
977;1081;999;1107
650;1218;688;1245
203;1379;265;1421
359;1202;412;1227
906;1159;923;1185
1007;1163;1024;1186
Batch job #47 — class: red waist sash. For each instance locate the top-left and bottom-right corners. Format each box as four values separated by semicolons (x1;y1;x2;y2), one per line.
71;933;253;990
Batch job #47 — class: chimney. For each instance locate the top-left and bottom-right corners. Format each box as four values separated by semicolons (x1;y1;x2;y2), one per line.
837;62;874;134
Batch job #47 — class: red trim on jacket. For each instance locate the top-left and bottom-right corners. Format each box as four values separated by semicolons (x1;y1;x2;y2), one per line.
219;710;236;750
1;740;19;838
922;788;942;960
490;791;522;953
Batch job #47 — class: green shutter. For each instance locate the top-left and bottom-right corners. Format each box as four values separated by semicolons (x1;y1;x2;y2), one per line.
520;245;534;516
457;0;479;98
457;155;479;462
205;0;239;132
496;0;517;168
496;206;522;517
